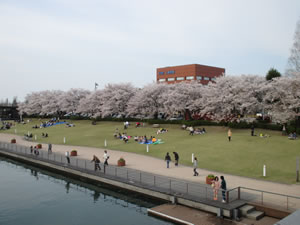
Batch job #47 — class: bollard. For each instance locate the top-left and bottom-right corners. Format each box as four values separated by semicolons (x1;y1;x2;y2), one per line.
34;135;37;140
192;153;194;163
104;139;107;147
63;137;66;144
297;157;299;182
263;165;266;177
146;144;149;153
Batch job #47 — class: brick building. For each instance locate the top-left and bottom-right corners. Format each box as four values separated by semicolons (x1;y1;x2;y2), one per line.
156;64;225;85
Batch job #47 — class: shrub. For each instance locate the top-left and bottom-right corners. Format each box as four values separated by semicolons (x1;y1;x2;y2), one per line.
118;157;125;163
207;174;215;179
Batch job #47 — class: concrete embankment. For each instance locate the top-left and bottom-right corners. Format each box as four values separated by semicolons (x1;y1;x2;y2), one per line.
0;148;236;218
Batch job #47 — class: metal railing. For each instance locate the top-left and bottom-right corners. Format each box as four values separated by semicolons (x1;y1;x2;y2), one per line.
237;187;300;211
0;142;218;203
1;141;300;212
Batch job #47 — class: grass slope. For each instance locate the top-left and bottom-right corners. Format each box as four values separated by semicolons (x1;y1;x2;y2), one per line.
1;119;299;184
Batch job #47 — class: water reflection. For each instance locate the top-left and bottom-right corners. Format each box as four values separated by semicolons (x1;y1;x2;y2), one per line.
0;157;165;217
30;169;39;180
93;191;100;203
65;181;70;194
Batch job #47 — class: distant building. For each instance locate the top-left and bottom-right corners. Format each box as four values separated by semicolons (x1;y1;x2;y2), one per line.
0;104;19;120
156;64;225;85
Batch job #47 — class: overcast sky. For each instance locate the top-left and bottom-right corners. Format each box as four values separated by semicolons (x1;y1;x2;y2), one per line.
1;0;300;101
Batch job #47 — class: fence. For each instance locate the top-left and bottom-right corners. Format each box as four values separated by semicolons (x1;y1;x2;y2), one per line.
1;141;300;212
229;187;300;211
0;142;218;203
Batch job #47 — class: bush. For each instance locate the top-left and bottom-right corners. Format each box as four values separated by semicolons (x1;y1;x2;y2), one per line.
118;157;125;163
207;174;215;179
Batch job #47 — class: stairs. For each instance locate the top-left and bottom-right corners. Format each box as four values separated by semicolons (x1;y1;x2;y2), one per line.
239;205;265;220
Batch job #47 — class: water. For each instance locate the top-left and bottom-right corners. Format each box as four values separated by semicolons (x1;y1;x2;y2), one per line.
0;157;173;225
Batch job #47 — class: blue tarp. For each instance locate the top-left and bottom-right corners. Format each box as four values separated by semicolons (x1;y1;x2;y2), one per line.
45;122;66;127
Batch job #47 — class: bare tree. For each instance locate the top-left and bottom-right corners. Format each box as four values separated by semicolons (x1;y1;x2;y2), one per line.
286;19;300;76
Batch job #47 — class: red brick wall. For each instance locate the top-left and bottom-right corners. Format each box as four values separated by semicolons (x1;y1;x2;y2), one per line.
157;64;225;85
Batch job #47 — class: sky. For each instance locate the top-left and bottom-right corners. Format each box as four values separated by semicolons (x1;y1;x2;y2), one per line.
1;0;300;102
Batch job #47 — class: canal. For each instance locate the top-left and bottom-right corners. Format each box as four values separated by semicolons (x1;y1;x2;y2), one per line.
0;156;174;225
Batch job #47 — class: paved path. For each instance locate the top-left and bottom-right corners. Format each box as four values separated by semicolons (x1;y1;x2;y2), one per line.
1;133;299;197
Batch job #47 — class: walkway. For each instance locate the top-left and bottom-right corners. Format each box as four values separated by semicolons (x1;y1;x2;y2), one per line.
0;133;299;197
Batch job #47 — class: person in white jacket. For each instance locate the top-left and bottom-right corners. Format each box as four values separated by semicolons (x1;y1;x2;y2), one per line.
103;150;109;166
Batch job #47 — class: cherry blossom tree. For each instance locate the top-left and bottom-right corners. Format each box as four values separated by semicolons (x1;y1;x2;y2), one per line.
161;82;205;118
77;90;104;118
200;75;266;122
39;90;64;116
263;74;300;123
286;19;300;76
100;83;137;118
59;88;91;114
18;92;44;116
126;83;169;118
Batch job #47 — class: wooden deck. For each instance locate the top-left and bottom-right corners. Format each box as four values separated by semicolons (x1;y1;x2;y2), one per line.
148;204;280;225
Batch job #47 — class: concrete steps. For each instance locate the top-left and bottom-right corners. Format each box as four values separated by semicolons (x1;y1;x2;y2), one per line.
239;204;265;220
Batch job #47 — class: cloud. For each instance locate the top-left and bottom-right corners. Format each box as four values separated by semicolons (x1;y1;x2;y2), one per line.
0;0;300;101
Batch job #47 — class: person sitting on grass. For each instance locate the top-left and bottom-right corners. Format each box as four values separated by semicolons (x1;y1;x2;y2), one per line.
189;126;194;135
157;128;168;134
260;133;270;138
288;132;297;140
123;136;128;143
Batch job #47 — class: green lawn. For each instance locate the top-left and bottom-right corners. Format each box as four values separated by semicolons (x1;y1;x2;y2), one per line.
1;119;299;184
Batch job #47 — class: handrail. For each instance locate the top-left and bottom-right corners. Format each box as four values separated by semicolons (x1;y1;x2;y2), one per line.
1;141;300;211
239;186;300;200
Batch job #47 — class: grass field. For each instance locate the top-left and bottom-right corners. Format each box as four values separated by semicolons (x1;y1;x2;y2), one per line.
1;119;299;184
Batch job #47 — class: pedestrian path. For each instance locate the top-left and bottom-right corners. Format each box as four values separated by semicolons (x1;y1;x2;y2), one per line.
0;133;299;198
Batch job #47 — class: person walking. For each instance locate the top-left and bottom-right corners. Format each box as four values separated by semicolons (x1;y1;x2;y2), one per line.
251;125;254;136
282;124;286;136
173;152;179;166
227;129;232;142
65;151;70;164
91;155;101;171
193;157;199;176
30;146;33;154
212;176;220;200
103;150;109;166
48;143;52;154
221;176;227;203
165;152;171;168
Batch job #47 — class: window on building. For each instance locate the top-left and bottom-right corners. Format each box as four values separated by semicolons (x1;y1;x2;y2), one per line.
211;77;216;81
196;76;202;80
186;76;194;80
158;72;164;75
176;77;184;81
203;77;210;81
158;78;166;82
167;70;175;74
167;77;175;81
